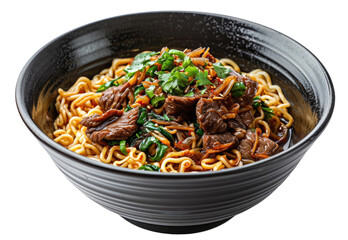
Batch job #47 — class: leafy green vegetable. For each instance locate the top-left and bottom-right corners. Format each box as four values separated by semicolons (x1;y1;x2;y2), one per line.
143;121;174;144
137;107;148;125
150;95;165;107
148;112;172;121
200;87;207;95
195;70;213;86
231;82;246;97
212;62;232;79
145;85;156;99
96;76;122;92
253;96;274;120
119;140;128;155
150;144;168;162
182;55;192;68
157;52;175;71
185;65;199;77
124;51;157;79
139;136;168;162
157;70;190;96
196;128;204;136
134;84;145;96
193;122;204;137
184;91;194;97
146;65;158;77
138;164;161;171
163;114;171;121
144;85;165;107
168;49;186;59
124;104;132;112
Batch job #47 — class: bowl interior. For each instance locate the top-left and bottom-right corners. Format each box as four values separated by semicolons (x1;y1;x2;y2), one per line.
19;12;333;157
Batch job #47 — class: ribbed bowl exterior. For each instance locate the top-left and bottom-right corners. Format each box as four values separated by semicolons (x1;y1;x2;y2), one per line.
42;140;308;226
16;12;334;232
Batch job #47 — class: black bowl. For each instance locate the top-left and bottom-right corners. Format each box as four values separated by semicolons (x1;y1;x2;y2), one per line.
15;11;334;234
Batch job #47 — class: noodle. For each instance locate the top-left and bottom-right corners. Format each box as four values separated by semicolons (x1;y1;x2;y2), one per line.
53;47;293;173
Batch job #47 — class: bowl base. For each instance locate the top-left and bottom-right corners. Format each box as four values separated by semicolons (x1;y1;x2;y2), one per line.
123;217;232;234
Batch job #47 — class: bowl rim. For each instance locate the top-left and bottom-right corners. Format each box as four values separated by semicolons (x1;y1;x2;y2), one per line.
15;10;335;177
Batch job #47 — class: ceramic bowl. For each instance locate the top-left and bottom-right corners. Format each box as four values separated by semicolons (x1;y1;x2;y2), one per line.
15;11;334;234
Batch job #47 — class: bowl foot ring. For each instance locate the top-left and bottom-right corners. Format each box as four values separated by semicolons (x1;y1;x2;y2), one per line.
123;217;232;234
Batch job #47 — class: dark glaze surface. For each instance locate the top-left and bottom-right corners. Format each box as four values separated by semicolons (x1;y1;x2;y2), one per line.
16;12;334;233
29;13;325;145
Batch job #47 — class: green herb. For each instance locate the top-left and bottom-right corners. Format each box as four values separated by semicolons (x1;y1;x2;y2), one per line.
119;140;128;155
138;164;161;171
185;65;199;77
134;84;145;96
163;114;171;121
182;55;192;68
124;104;132;112
157;52;175;71
231;82;246;97
145;85;156;99
168;49;186;59
139;136;168;162
157;70;190;96
96;76;122;92
253;96;274;120
150;94;165;107
137;107;148;125
200;87;207;95
212;62;232;79
184;90;194;97
193;122;204;137
195;70;214;86
196;128;204;136
148;112;172;121
146;65;158;77
124;51;158;79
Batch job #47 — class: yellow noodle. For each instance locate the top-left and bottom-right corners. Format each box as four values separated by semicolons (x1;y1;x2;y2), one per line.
52;50;293;173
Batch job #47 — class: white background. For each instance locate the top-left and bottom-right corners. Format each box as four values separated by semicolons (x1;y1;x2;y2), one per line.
2;0;347;239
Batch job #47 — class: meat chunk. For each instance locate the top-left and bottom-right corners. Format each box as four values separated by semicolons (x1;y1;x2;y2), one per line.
203;132;238;150
164;95;200;121
196;98;228;134
235;78;258;106
99;82;130;111
230;69;258;106
201;132;239;159
180;149;204;164
80;107;139;144
238;130;280;160
238;110;254;127
80;109;124;133
227;109;254;130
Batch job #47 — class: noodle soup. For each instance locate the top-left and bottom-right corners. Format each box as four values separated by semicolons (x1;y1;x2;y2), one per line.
53;47;293;172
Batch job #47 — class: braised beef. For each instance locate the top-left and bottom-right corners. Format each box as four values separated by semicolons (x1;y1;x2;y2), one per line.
229;69;258;106
227;115;245;130
182;149;203;164
80;109;123;133
196;98;228;134
164;95;200;121
203;132;238;150
238;130;280;160
80;107;139;144
99;82;130;111
226;110;253;131
235;78;258;106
